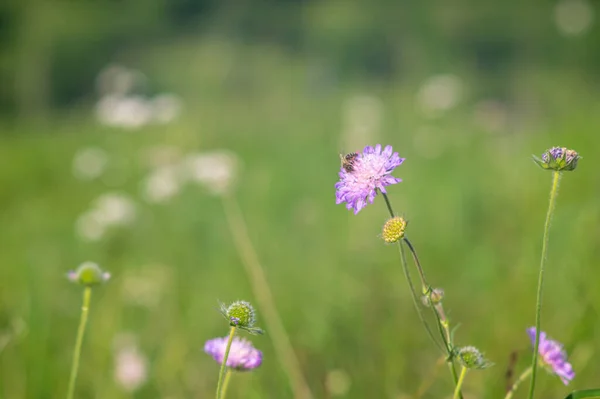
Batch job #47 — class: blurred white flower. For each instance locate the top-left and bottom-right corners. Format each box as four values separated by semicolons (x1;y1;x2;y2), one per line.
72;147;108;180
340;95;383;151
113;334;148;392
142;165;184;204
150;94;183;124
95;64;182;129
75;193;137;241
325;369;351;396
76;210;107;241
555;0;594;36
417;74;463;118
184;150;240;196
96;95;153;130
94;193;137;226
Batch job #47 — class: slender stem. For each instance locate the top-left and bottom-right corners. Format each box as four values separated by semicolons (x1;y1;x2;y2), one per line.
528;171;562;399
453;367;468;399
216;326;236;399
382;191;395;217
506;366;533;399
66;287;92;399
397;238;445;353
381;192;443;352
220;369;233;399
402;237;429;288
402;236;462;399
221;196;314;399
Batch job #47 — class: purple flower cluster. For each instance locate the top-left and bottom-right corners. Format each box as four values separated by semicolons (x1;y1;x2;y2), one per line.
204;336;262;371
528;327;575;385
335;144;405;214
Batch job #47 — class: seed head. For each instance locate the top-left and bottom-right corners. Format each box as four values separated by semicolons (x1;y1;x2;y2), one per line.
382;217;407;243
219;301;263;335
455;346;493;369
67;261;111;287
533;147;580;171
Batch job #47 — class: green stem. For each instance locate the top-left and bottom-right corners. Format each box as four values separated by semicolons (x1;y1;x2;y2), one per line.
66;286;92;399
216;326;236;399
381;192;443;353
397;238;445;353
506;366;533;399
528;171;562;399
220;369;233;399
453;367;468;399
402;237;462;399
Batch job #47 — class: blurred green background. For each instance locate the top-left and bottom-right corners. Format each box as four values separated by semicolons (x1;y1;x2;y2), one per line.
1;0;599;398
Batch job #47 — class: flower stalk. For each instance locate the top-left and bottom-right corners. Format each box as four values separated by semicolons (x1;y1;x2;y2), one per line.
220;369;233;399
66;287;92;399
381;192;462;397
453;367;468;399
216;326;237;399
528;170;562;399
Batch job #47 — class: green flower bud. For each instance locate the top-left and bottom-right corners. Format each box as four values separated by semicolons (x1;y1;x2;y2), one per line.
455;346;493;369
67;262;110;287
533;147;580;171
381;217;407;243
219;301;263;335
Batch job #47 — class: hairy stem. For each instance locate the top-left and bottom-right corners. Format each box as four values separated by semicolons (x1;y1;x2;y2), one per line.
216;326;236;399
528;171;562;399
66;287;92;399
220;369;233;399
453;367;468;399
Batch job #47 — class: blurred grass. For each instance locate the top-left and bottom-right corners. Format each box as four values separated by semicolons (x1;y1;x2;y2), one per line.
1;38;599;398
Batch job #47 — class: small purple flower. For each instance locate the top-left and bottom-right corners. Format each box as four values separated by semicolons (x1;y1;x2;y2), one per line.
527;327;575;385
335;144;405;214
204;336;263;371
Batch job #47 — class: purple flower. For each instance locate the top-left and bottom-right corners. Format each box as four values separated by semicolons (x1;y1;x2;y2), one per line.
335;144;405;214
204;336;262;371
527;327;575;385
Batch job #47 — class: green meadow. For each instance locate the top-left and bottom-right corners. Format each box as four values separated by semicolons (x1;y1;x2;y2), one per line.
1;13;600;398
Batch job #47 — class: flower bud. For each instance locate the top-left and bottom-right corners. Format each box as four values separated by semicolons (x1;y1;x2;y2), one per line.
67;261;111;287
533;147;580;171
455;346;493;369
219;300;263;335
422;288;445;307
381;217;407;243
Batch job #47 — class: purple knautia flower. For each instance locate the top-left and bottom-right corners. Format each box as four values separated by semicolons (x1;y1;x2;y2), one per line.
204;336;263;371
527;327;575;385
335;144;405;214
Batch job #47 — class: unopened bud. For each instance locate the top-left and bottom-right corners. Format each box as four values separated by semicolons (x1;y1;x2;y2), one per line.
533;147;580;171
219;300;263;335
455;346;493;369
67;262;110;287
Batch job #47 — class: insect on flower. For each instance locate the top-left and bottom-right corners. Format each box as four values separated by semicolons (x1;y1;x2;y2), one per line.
339;152;359;173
